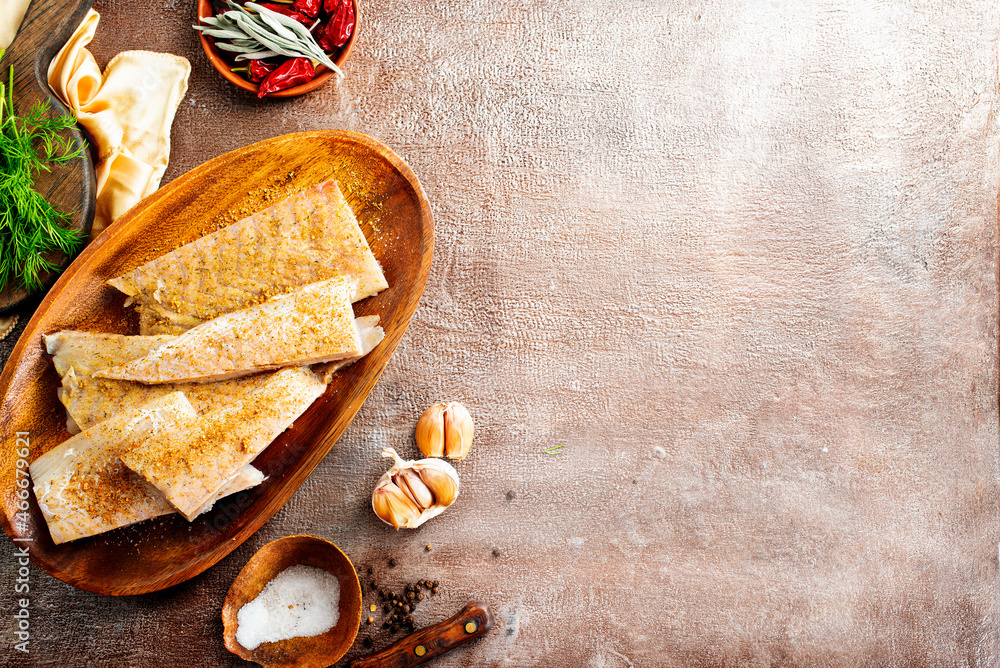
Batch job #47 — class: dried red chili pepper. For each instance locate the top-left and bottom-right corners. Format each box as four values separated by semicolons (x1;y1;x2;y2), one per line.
257;57;315;97
292;0;321;18
257;2;313;25
248;59;278;83
318;0;354;50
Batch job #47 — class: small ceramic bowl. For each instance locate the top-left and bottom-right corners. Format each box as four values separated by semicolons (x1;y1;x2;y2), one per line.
196;0;359;98
222;535;363;668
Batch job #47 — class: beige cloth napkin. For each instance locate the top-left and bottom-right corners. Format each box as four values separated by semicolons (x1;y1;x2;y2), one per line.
0;0;30;50
46;10;190;238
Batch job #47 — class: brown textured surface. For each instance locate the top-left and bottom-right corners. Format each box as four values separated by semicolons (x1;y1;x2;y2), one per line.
1;0;999;666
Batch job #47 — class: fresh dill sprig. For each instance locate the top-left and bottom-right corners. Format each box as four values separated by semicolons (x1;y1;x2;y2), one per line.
0;57;86;292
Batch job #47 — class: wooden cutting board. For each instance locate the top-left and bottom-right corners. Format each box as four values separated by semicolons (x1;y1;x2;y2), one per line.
0;0;96;314
0;130;433;595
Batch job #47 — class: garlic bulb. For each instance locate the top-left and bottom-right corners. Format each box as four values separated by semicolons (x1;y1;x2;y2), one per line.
415;401;475;460
372;448;460;530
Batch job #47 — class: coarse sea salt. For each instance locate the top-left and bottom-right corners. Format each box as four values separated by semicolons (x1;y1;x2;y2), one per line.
236;564;341;650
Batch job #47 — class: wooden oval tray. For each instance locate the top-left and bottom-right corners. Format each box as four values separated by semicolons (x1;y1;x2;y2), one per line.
0;130;433;595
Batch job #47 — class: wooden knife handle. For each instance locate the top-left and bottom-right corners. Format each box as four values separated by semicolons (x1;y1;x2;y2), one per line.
350;602;493;668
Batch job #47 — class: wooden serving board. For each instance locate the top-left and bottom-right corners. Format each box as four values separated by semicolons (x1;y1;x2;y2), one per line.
0;130;433;595
0;0;97;314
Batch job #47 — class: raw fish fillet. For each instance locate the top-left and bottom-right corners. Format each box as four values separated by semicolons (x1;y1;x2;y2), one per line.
120;368;327;521
48;331;175;378
107;180;388;335
45;331;274;433
45;322;383;431
313;315;385;383
96;277;365;385
30;392;264;544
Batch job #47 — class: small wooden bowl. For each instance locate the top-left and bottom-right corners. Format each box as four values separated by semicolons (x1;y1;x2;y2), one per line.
196;0;360;98
222;535;363;668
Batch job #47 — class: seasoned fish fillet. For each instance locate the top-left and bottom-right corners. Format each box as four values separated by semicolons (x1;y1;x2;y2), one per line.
45;330;173;433
313;315;385;383
96;277;364;385
45;321;383;431
45;331;275;433
30;392;264;544
191;467;266;517
120;367;327;521
47;331;176;378
108;180;388;336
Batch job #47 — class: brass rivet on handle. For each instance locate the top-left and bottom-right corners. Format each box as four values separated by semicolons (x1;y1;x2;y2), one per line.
415;645;427;657
465;622;478;634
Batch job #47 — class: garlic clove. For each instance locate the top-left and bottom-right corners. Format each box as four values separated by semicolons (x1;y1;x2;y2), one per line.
415;465;459;507
372;447;460;529
395;469;434;510
372;480;420;530
443;401;474;460
415;404;445;458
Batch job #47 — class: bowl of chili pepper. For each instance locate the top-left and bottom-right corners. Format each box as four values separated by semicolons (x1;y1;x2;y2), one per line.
196;0;358;98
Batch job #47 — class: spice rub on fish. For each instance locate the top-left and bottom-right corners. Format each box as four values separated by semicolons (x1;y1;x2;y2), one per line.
46;319;384;429
313;314;385;383
45;330;277;433
47;331;176;379
120;368;327;521
95;277;372;384
30;392;265;544
108;180;388;336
